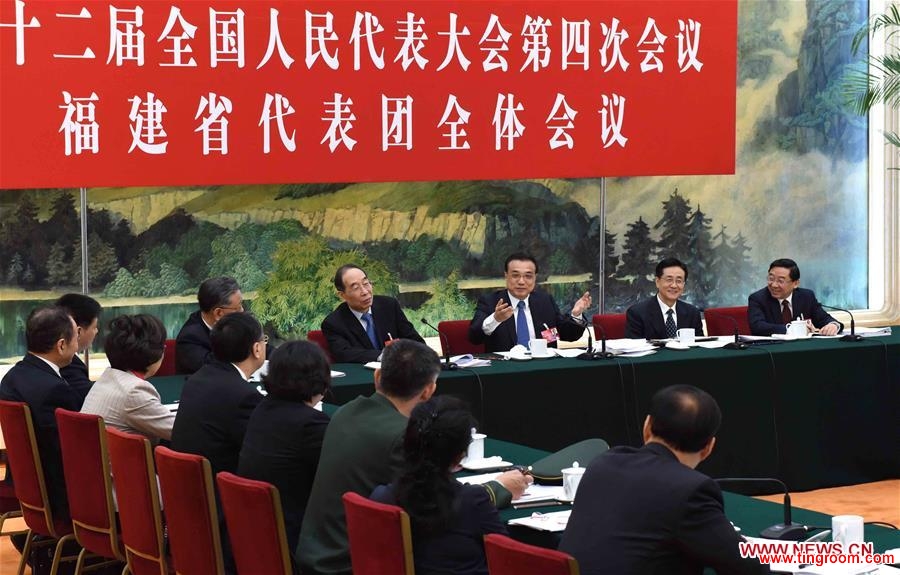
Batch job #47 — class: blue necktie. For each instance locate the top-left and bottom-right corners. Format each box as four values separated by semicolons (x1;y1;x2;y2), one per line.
362;312;380;349
516;300;530;347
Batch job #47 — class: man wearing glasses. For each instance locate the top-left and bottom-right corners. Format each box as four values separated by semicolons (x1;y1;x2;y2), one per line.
176;275;247;374
468;252;592;352
624;257;704;340
748;258;841;336
321;264;425;363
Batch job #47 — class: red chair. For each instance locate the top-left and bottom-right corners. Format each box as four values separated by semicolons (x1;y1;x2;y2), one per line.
484;533;579;575
216;472;293;575
342;492;414;575
307;329;335;363
56;409;125;572
704;306;751;336
155;339;177;377
0;400;79;575
591;313;627;340
1;436;26;538
106;428;170;575
438;320;484;356
154;446;224;575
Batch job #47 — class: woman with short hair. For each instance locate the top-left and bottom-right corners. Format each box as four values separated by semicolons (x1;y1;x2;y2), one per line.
238;340;331;551
81;314;174;442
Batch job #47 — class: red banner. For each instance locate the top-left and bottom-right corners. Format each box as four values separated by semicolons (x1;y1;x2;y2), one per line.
0;0;736;189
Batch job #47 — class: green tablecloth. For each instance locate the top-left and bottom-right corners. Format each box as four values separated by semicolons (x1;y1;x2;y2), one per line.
481;438;900;556
150;332;900;491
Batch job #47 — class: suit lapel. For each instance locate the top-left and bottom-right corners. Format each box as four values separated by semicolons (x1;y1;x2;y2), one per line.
649;300;667;338
340;304;374;349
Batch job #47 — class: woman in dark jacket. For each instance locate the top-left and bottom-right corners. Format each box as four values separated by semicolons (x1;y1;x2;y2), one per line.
238;340;331;550
371;395;508;575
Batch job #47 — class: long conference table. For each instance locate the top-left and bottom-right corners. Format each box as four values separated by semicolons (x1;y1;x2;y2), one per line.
151;332;900;493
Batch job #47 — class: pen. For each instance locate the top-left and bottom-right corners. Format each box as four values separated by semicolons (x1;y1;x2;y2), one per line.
513;501;564;510
387;332;393;340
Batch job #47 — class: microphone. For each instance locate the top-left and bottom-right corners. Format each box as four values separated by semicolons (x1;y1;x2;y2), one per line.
818;303;863;342
703;309;749;350
578;322;614;360
715;477;808;540
420;318;458;370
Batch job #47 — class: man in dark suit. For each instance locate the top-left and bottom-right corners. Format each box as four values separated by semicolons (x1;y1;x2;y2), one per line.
559;385;767;575
748;258;842;336
0;306;82;520
321;264;425;363
468;252;591;352
624;257;704;339
171;312;265;478
55;293;102;401
175;276;245;374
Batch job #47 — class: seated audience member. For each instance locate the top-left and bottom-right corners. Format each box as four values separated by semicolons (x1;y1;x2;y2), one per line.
171;312;265;477
468;252;591;352
371;395;509;575
175;276;244;374
321;263;425;363
55;293;102;400
748;258;842;336
559;385;767;575
82;314;173;442
297;339;527;575
238;340;331;551
0;306;82;519
624;257;704;339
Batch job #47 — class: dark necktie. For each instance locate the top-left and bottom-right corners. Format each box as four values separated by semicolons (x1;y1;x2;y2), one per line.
781;300;792;324
516;300;530;347
362;312;380;349
665;309;677;339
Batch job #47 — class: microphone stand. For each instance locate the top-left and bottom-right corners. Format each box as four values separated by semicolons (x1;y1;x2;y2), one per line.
819;303;864;342
715;477;808;540
703;309;749;350
420;318;458;370
577;322;615;360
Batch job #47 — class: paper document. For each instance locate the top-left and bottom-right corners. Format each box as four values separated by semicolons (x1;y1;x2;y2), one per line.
512;484;566;505
330;370;345;378
450;354;492;368
457;472;501;486
364;361;381;370
508;509;572;532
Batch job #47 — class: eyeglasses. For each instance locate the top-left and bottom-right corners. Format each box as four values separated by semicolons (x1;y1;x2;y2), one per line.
659;277;685;286
217;303;244;312
343;279;373;294
508;273;536;282
259;334;269;344
767;275;791;287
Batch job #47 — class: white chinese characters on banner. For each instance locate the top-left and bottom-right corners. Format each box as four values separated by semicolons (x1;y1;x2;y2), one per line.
259;93;297;153
599;17;629;72
520;15;551;72
479;14;511;72
382;95;414;151
195;93;233;155
677;18;703;73
393;11;428;71
320;93;356;152
493;94;525;151
128;92;168;154
58;91;99;155
158;6;197;67
562;19;589;71
257;8;294;69
436;13;471;71
637;17;667;73
53;7;94;60
210;8;245;68
546;94;577;150
351;11;385;70
437;95;471;151
0;0;40;65
107;5;144;66
599;93;627;149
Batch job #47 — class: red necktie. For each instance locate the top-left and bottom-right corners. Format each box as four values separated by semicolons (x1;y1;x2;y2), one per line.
781;300;792;324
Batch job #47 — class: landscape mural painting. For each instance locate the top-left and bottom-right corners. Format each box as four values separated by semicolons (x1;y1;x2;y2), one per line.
0;0;870;361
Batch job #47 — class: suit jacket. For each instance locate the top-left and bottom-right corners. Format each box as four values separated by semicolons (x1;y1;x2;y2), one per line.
467;289;586;352
624;296;705;339
371;481;508;575
747;287;842;336
558;443;767;575
81;368;175;442
175;310;213;375
297;393;512;575
238;397;330;552
0;354;85;519
60;353;93;402
170;361;263;477
321;295;424;363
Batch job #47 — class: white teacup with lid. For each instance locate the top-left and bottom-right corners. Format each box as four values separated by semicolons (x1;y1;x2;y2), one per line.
562;461;586;501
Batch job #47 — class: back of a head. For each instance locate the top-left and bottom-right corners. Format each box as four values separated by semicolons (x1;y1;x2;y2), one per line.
649;385;721;453
210;312;262;364
198;276;240;312
55;293;101;328
397;396;476;533
263;340;331;402
105;314;166;373
378;339;441;400
26;306;75;354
